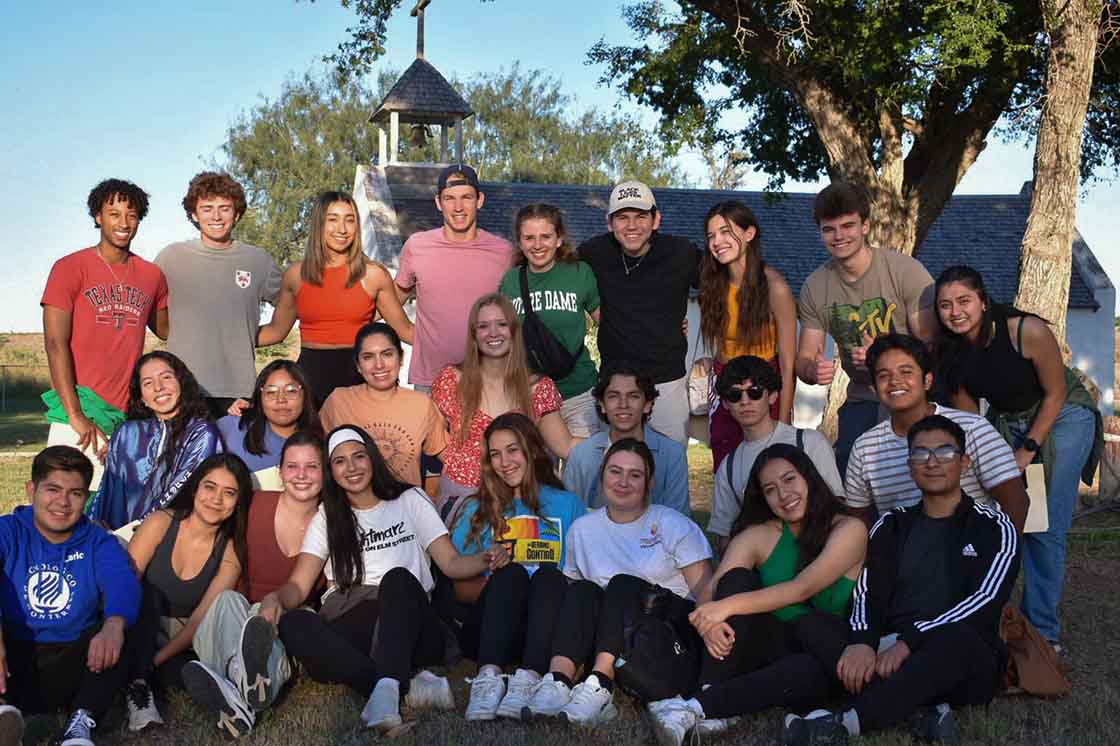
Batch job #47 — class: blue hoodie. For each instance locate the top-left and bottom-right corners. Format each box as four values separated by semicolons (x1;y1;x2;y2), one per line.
0;506;140;643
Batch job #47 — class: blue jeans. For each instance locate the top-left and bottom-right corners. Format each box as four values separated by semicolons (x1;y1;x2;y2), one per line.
836;399;884;479
1010;403;1096;642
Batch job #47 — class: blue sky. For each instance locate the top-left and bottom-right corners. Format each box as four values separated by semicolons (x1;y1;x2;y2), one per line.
1;0;1115;332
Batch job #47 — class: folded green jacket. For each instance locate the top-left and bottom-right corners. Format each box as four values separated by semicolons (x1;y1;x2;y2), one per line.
42;386;126;436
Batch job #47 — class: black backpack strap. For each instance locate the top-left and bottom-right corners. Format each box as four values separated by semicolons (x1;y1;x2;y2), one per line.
519;264;535;318
796;427;804;450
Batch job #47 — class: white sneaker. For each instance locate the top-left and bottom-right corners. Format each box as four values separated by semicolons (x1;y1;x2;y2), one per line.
239;615;275;712
465;670;506;721
559;674;618;727
362;678;402;732
696;715;739;736
125;679;164;732
405;670;454;711
0;705;24;746
522;673;572;719
497;668;540;719
648;697;700;746
182;660;255;739
56;708;95;746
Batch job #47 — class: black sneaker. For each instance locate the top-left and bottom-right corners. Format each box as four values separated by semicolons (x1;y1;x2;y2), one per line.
239;615;275;711
783;709;849;746
910;703;959;744
55;708;95;746
182;660;255;739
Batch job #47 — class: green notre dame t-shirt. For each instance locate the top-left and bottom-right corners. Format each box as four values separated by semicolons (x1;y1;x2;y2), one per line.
798;247;933;402
500;260;600;400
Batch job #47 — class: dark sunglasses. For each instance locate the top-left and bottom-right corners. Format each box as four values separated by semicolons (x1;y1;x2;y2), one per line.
721;384;766;403
907;445;962;465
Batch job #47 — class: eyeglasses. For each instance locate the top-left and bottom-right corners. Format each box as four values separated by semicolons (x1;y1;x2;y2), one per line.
721;384;766;403
261;383;303;400
907;445;962;465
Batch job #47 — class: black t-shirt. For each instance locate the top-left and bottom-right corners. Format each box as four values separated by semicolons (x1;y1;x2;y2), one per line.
887;512;958;631
577;231;700;383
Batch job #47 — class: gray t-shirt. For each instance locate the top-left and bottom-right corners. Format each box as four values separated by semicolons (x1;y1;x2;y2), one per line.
708;422;845;538
155;239;282;398
798;248;934;401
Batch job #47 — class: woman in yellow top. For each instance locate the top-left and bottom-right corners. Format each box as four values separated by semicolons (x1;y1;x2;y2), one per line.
699;201;797;471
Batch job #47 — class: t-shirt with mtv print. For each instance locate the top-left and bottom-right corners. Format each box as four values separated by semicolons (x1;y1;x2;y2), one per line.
798;247;933;401
300;487;448;594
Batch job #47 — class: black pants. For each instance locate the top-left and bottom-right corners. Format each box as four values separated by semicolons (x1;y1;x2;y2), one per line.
849;622;1001;732
2;624;138;721
204;397;243;421
279;567;446;696
127;583;196;690
551;574;694;668
297;347;362;408
695;567;848;719
456;564;567;674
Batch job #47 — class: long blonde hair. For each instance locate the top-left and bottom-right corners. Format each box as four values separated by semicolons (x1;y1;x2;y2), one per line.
457;293;534;443
301;191;366;287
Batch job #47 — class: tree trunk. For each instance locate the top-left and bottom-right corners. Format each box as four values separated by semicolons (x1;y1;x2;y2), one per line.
1014;0;1104;348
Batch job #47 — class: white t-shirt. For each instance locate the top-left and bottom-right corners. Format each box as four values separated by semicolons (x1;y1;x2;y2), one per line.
708;423;845;538
844;404;1021;513
563;504;712;599
301;488;448;593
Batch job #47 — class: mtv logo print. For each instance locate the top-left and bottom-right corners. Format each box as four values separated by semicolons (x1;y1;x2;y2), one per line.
826;297;898;355
235;269;252;289
25;566;74;620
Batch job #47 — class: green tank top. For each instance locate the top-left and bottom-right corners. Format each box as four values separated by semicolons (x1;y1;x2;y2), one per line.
757;522;856;622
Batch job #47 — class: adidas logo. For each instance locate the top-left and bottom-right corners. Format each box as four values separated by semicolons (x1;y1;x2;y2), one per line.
961;544;978;557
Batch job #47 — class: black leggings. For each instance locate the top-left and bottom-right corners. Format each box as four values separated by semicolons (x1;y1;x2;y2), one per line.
456;564;567;674
278;567;446;696
550;573;695;670
694;567;848;719
128;583;197;690
297;347;363;408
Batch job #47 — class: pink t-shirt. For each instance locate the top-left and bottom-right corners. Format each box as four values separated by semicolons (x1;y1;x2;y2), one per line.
430;366;562;487
395;228;514;386
41;248;169;411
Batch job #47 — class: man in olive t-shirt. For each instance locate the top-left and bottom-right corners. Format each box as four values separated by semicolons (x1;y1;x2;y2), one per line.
795;182;935;475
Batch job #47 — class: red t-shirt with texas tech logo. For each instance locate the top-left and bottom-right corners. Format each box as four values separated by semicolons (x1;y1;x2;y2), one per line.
41;248;169;411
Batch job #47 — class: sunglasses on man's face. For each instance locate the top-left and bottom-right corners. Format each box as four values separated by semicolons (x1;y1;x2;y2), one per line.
722;384;766;403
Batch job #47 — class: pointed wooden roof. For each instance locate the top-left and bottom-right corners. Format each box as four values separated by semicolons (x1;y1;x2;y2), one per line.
370;58;473;124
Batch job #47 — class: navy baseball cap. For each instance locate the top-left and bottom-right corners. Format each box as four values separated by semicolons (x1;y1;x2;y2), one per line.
437;164;480;192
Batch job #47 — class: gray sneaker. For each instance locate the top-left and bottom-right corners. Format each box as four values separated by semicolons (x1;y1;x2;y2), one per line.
0;705;24;746
909;703;959;744
182;660;255;739
239;616;275;712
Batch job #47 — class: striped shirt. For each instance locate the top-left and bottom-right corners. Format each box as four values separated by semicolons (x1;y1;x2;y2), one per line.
844;404;1020;513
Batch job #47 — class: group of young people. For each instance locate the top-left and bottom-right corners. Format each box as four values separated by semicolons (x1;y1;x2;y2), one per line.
0;165;1099;746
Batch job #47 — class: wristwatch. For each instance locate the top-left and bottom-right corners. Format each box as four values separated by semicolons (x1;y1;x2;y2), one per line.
1023;438;1041;453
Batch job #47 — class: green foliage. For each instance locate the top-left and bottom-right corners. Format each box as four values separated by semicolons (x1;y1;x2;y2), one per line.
220;64;684;265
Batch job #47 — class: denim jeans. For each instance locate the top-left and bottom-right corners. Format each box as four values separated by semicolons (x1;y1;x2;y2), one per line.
1010;402;1096;642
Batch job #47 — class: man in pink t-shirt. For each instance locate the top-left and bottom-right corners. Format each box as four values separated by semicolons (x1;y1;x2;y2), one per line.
41;179;169;480
394;164;514;390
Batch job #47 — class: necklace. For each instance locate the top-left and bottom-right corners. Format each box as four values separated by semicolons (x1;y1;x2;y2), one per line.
620;250;648;276
96;247;131;287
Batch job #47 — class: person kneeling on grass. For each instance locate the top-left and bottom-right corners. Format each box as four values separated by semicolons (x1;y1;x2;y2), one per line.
522;438;714;726
782;415;1020;745
445;413;586;721
258;427;510;733
0;446;141;746
123;453;252;733
180;432;325;738
645;443;865;745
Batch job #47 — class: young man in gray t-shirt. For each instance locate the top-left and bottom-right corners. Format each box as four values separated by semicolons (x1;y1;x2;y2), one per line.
155;172;282;416
708;355;844;552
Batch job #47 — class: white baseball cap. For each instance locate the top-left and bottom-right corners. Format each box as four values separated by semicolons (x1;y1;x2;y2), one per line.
608;180;656;216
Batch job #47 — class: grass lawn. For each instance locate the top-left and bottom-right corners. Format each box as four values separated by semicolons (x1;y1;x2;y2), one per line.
3;446;1120;745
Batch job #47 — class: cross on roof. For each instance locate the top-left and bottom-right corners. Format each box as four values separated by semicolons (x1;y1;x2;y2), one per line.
411;0;432;60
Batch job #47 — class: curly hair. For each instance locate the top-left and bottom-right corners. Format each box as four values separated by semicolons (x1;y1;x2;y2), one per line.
301;191;368;287
126;351;213;500
462;413;565;550
87;179;150;227
165;452;253;576
698;201;774;358
730;443;843;570
457;293;534;443
181;172;247;229
592;364;658;425
512;203;579;266
235;360;320;457
716;354;781;397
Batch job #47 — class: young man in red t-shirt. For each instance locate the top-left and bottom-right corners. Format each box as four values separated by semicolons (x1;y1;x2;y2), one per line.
41;179;169;487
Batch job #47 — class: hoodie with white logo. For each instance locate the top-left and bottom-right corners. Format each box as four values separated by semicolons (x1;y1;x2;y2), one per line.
0;506;140;643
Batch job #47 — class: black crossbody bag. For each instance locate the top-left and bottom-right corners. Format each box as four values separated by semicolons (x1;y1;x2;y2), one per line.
518;263;583;380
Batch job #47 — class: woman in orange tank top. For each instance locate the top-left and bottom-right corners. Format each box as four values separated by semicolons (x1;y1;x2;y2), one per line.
699;201;797;472
258;192;413;406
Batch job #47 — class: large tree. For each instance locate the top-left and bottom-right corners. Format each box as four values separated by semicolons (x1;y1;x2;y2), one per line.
222;65;684;265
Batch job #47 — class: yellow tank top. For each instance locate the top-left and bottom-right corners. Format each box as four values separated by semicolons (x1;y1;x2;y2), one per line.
722;282;777;360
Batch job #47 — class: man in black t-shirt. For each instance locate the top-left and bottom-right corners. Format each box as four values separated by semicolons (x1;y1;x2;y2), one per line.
782;415;1020;745
577;181;699;444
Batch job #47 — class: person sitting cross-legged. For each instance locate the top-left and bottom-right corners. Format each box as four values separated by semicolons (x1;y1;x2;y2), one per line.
0;446;142;746
562;365;690;516
783;415;1020;745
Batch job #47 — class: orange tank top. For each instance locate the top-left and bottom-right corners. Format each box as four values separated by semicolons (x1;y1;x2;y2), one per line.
721;282;778;360
296;264;375;346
